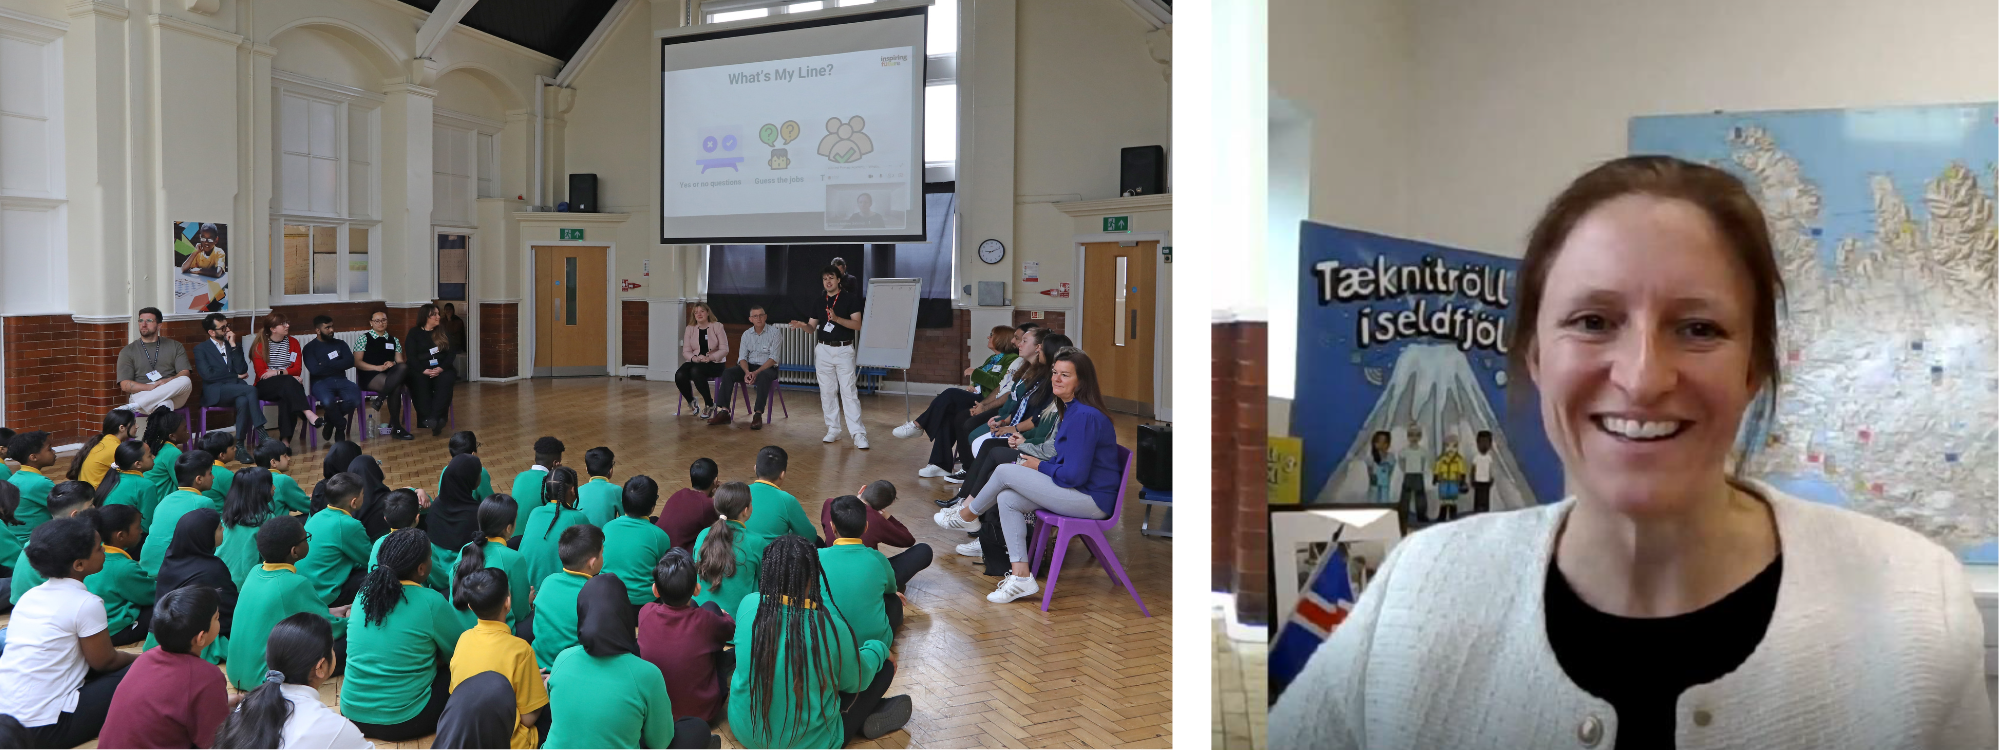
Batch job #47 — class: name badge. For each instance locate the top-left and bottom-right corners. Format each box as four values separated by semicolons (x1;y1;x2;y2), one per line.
429;346;440;355
386;342;396;350
145;370;162;382
326;350;340;360
822;321;835;333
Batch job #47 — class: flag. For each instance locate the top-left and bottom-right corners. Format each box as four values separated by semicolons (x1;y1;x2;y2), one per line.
1270;539;1355;696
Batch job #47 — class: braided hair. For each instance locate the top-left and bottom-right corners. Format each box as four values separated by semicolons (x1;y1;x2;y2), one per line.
359;528;431;626
67;409;137;481
745;534;856;737
141;406;186;458
539;466;579;541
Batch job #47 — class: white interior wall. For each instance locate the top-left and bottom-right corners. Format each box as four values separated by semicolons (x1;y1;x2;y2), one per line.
1269;0;1409;239
1405;0;1999;257
269;28;380;91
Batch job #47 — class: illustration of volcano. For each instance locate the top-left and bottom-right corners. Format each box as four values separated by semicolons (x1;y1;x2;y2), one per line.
1314;343;1539;512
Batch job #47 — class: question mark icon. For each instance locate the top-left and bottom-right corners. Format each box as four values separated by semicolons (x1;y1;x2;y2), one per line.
759;123;778;147
780;120;800;144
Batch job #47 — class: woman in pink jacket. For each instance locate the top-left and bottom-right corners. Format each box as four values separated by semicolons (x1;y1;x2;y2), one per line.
676;302;730;419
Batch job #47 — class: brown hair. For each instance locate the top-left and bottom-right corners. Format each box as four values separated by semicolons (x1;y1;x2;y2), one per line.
1051;347;1110;416
255;312;291;363
687;302;716;326
416;303;449;350
1508;156;1786;465
989;325;1017;354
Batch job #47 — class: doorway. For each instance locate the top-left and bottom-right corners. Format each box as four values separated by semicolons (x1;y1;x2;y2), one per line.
1081;241;1158;416
436;232;473;376
532;245;609;377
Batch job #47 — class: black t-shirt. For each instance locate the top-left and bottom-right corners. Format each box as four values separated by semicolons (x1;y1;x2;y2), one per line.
407;326;453;370
808;289;864;345
359;331;399;367
1546;553;1782;750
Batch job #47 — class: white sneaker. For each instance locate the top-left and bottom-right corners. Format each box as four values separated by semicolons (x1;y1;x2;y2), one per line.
893;421;921;439
933;507;981;532
955;541;982;557
918;464;950;478
986;574;1040;603
854;434;869;450
824;429;841;443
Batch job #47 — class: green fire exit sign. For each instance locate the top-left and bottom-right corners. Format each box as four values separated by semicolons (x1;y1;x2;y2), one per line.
1103;216;1130;233
560;228;585;241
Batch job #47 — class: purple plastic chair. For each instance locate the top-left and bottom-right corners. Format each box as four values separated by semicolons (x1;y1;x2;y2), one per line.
1025;445;1149;616
677;377;787;418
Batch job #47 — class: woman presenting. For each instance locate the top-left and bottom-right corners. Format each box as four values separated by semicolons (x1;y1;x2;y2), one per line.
1269;157;1995;749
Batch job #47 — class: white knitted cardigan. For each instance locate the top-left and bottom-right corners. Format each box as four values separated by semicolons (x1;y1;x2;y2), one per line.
1269;482;1996;750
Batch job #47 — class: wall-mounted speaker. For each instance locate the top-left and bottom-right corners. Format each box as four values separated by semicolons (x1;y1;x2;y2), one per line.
1120;146;1165;197
568;174;598;213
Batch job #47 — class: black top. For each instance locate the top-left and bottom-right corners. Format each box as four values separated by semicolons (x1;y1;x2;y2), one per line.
302;336;354;380
358;331;400;367
809;289;863;345
406;326;454;371
1546;554;1782;750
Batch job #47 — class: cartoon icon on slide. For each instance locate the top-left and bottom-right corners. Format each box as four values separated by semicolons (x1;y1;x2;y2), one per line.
695;125;745;172
818;116;874;164
760;122;800;169
768;148;791;169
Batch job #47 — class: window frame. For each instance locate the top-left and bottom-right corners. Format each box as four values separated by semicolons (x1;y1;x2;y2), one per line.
0;8;69;318
270;70;383;305
431;107;503;229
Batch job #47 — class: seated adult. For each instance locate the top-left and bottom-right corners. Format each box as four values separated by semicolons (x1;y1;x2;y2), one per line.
117;307;194;415
944;336;1070;573
935;348;1123;604
192;313;266;451
710;304;783;428
302;314;363;443
354;311;414;440
405;303;459;437
963;332;1068;467
250;313;322;446
892;325;1021;478
674;302;729;420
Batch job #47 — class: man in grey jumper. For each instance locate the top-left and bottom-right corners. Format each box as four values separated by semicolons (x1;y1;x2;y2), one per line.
116;307;193;414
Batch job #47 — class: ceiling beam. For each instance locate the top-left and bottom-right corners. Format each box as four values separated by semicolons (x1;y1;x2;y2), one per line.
415;0;480;60
555;0;635;86
1118;0;1170;30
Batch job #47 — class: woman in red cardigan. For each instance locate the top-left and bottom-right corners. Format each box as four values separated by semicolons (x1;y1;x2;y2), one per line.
250;313;321;445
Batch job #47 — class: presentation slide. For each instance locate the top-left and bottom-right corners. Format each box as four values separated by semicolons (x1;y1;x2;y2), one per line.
661;6;927;244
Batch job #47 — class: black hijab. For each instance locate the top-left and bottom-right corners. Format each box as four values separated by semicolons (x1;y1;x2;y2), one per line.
576;574;640;658
433;671;517;749
347;455;392;539
429;454;483;551
154;508;237;633
310;441;363;515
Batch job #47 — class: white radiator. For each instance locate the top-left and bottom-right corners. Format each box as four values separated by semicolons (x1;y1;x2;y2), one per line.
777;327;818;388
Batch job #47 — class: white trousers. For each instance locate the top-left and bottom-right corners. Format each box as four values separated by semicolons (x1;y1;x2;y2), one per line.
123;375;192;412
814;342;865;436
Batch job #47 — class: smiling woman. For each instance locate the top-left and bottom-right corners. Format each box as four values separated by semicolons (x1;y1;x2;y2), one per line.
1268;156;1997;750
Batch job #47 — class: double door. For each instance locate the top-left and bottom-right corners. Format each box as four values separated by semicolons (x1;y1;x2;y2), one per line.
532;246;608;377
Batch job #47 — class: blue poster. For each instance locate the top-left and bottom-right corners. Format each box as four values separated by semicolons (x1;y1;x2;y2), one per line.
1291;221;1563;520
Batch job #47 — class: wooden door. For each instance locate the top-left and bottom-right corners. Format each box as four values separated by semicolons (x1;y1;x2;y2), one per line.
1081;241;1157;415
532;246;609;377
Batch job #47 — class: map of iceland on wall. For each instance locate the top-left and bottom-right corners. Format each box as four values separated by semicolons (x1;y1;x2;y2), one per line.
1632;103;1999;563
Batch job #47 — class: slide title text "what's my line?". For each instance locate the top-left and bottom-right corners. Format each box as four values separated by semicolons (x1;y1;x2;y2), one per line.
728;64;837;85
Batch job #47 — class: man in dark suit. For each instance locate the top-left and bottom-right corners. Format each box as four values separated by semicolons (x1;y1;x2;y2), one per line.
191;312;264;450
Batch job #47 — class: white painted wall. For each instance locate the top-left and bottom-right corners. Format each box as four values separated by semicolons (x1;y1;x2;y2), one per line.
1269;0;1409;239
1404;0;1999;257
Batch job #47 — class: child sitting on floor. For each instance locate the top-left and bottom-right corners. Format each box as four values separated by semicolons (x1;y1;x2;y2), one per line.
340;528;470;742
0;516;141;748
656;457;720;553
9;480;98;605
95;440;161;523
520;467;586;587
637;547;734;727
449;566;549;749
98;585;230;749
507;436;565;547
456;494;532;636
228;515;350;691
219;467;279;588
602;475;673;608
820;495;903;648
86;503;155;646
693;481;768;620
532;523;604;670
198;432;237;505
819;480;932;593
297;472;371;607
577;447;622;526
211;612;369;748
139;450;216;577
439;431;494;501
253;441;312;516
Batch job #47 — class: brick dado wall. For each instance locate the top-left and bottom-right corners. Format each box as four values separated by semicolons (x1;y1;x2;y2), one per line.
621;301;648;368
480;303;519;378
712;308;986;386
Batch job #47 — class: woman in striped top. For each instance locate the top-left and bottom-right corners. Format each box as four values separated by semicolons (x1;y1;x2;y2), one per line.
251;313;321;447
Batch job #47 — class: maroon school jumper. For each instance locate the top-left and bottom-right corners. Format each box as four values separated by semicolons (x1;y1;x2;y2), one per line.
818;500;916;550
656;487;717;552
98;647;229;749
636;600;734;724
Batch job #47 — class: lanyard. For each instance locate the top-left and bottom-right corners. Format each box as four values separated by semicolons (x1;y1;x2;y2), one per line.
140;339;163;373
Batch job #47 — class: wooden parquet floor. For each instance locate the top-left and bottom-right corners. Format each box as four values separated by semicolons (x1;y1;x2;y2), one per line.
22;377;1173;749
1211;614;1267;750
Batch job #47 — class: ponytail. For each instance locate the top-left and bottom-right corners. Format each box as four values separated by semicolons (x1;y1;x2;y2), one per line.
0;481;20;527
696;481;753;587
454;539;487;594
540;467;579;540
360;529;430;626
68;410;136;481
93;440;151;505
212;612;332;749
142;406;185;457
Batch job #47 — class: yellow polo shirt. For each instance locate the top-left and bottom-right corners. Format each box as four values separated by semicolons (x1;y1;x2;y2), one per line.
187;248;225;269
449;618;549;749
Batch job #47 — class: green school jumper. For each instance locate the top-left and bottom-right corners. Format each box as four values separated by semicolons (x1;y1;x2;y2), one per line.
818;540;900;648
101;471;162;524
519;504;588;589
726;593;887;749
8;549;42;604
0;522;20;578
453;538;532;632
228;563;349;690
341;582;468;726
577;477;622;527
140;489;218;577
85;546;153;635
220;522;266;589
509;468;549;538
436;465;493;503
746;481;820;542
691;521;769;621
298;507;370;605
143;443;183;525
0;462;9;480
6;467;54;547
364;530;455;595
602;516;673;606
531;569;592;670
271;471;311;515
205;463;234;505
545;646;680;749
